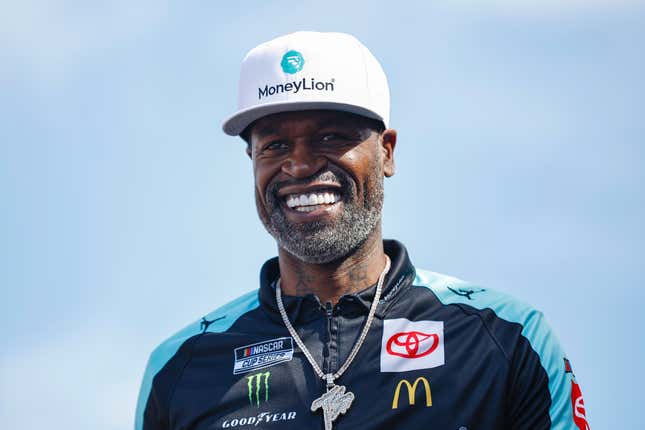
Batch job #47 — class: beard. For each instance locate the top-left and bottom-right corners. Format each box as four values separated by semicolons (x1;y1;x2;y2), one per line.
258;164;384;264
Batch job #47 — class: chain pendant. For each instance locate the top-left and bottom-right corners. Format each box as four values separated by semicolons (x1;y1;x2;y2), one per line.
311;384;355;430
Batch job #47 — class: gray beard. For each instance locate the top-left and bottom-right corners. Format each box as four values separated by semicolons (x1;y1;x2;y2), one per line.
261;167;383;264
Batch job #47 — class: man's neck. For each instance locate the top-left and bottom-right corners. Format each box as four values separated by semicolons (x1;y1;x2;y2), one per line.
277;228;387;305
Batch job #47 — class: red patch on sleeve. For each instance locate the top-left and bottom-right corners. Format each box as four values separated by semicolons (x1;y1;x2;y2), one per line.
571;379;590;430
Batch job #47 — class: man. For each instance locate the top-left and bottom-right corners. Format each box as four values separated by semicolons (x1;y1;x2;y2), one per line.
135;32;589;430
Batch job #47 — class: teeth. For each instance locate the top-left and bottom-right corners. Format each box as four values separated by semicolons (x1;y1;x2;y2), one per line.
296;206;311;212
285;191;341;209
295;204;327;212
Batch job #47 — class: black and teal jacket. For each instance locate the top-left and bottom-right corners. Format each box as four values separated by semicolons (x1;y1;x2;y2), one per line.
135;240;589;430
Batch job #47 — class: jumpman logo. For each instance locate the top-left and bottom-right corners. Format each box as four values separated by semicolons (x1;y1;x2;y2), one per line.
447;286;486;300
200;316;226;333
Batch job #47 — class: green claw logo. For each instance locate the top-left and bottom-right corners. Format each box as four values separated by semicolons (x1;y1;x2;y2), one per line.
246;371;270;407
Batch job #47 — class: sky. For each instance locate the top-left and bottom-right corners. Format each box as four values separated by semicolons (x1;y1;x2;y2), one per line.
1;1;644;428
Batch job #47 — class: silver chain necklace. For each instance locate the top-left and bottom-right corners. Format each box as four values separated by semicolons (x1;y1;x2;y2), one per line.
275;255;391;430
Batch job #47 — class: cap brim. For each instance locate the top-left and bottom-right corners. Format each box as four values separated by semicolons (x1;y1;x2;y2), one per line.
221;101;385;136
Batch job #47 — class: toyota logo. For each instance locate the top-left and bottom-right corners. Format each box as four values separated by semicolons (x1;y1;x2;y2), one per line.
386;331;439;358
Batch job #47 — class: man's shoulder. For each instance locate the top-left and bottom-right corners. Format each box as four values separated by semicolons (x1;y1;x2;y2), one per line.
135;290;260;429
412;267;579;428
412;267;542;327
150;289;260;359
412;267;565;370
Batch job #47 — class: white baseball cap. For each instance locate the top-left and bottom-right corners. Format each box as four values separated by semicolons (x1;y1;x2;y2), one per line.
222;31;390;136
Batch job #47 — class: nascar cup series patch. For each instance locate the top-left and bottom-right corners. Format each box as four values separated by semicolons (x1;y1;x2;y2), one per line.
380;319;445;372
233;337;294;375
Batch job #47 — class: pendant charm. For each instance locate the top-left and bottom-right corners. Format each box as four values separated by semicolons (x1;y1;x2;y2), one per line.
311;384;355;430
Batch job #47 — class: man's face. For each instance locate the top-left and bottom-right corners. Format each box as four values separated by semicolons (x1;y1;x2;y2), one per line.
246;110;396;264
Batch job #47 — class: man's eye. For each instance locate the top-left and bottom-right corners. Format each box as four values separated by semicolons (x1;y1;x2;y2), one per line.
264;140;288;150
320;133;346;143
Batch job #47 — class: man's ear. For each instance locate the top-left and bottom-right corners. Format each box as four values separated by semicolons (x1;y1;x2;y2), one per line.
241;125;253;159
381;129;397;177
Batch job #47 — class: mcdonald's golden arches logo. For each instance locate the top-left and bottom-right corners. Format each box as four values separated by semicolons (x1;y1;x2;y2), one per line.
391;377;433;409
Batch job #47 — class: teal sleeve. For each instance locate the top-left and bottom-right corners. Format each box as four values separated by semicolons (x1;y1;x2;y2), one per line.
134;290;259;430
414;268;590;429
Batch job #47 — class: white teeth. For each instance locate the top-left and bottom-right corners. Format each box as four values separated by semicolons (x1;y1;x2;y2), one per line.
284;191;341;209
295;204;327;212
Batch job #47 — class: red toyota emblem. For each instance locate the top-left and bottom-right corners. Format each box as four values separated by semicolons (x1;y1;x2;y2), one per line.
386;331;439;358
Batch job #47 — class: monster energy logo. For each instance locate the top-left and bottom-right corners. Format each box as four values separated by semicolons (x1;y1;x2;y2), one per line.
246;371;270;407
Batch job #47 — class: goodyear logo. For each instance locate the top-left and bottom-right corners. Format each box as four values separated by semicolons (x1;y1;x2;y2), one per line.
392;377;433;409
233;337;294;375
221;411;297;428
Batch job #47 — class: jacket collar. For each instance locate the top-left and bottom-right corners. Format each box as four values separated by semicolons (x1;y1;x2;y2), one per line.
258;239;416;324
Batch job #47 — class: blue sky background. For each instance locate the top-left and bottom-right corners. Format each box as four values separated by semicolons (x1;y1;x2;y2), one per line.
2;1;643;428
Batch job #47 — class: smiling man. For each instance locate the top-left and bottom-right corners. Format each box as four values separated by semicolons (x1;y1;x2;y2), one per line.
135;32;589;430
247;109;393;305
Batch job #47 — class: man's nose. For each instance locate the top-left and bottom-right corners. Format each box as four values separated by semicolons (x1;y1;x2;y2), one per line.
281;141;326;178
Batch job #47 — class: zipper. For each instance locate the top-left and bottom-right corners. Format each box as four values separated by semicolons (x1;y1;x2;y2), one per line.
322;302;333;375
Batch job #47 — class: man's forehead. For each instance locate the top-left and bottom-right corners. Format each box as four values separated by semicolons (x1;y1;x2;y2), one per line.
250;110;372;137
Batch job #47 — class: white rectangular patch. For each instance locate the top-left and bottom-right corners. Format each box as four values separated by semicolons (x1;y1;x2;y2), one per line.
380;318;445;372
233;337;294;375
